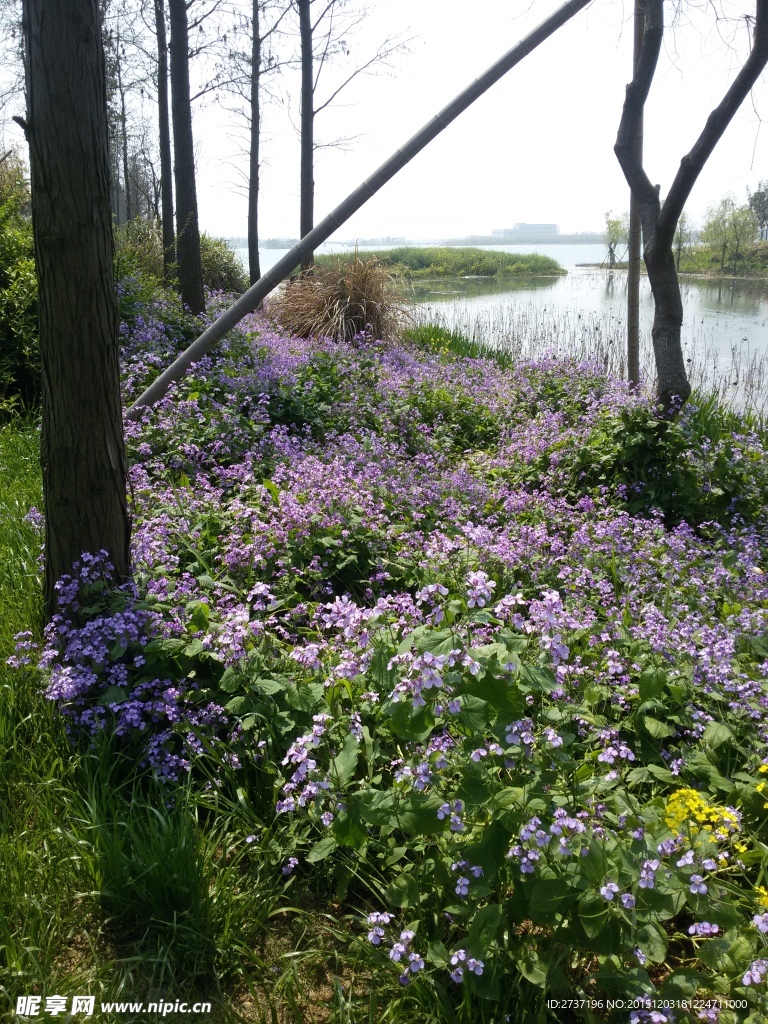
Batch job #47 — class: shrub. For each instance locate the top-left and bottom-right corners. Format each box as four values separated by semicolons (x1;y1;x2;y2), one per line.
199;233;248;293
114;217;166;283
270;256;410;342
0;156;37;407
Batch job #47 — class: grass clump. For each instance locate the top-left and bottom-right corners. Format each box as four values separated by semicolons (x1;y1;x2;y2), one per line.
316;246;566;279
270;255;409;341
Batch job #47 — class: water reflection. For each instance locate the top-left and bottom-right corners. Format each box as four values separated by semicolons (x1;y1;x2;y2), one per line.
401;275;559;302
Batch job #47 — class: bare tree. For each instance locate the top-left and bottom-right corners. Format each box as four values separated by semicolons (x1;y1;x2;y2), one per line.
21;0;131;618
169;0;205;312
154;0;175;280
614;0;768;413
293;0;408;266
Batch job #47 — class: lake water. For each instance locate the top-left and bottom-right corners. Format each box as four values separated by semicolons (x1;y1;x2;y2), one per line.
236;243;768;411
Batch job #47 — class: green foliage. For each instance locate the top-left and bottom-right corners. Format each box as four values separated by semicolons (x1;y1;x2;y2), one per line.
0;161;37;407
315;246;566;279
114;217;166;283
403;323;517;367
701;196;759;275
199;233;248;294
537;397;768;527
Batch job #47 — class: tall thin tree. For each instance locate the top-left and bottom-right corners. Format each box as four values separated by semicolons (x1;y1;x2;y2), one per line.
21;0;131;619
155;0;176;281
249;0;262;283
169;0;205;313
297;0;313;267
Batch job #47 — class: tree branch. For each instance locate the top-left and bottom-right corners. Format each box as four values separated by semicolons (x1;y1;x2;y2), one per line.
313;34;408;115
657;5;768;246
614;0;664;235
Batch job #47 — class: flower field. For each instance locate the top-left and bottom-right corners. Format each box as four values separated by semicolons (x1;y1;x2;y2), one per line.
6;294;768;1023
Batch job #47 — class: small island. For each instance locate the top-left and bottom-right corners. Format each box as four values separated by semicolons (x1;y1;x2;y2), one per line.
314;245;566;279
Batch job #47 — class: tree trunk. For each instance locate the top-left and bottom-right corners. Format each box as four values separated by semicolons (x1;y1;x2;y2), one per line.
155;0;175;284
298;0;313;269
169;0;205;313
644;241;690;410
117;44;132;222
626;0;644;388
248;0;261;285
22;0;131;620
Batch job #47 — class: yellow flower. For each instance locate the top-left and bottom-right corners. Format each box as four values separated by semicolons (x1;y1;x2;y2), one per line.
756;886;768;909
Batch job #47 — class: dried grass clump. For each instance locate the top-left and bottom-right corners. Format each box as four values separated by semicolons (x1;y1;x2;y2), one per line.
270;256;410;342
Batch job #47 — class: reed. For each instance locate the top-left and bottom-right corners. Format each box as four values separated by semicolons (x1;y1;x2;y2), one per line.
270;255;410;342
417;298;768;418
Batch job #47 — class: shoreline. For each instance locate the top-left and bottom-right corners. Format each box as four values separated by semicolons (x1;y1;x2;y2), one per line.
576;262;768;284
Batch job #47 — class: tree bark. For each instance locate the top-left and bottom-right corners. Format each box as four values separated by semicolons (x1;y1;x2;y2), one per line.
22;0;131;620
169;0;205;313
626;0;644;388
298;0;313;268
155;0;175;284
248;0;261;285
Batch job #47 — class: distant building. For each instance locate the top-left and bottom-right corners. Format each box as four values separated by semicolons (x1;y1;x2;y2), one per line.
492;224;559;239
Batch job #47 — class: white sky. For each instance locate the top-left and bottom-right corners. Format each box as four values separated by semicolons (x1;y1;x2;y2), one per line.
2;0;765;241
192;0;768;240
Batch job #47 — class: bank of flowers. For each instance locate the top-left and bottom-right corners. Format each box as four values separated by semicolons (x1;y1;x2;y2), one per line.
20;297;768;1022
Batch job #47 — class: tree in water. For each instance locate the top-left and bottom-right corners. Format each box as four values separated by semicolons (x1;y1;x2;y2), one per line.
604;210;628;268
21;0;130;619
614;0;768;413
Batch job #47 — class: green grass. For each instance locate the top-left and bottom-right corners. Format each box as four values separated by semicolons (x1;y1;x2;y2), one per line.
0;417;282;1023
315;246;566;280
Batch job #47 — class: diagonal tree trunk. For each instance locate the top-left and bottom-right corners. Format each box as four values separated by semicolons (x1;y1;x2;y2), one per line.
169;0;205;313
22;0;131;619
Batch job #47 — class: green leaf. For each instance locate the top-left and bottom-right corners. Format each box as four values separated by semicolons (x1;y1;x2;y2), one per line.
642;716;675;739
468;903;502;952
385;873;420;909
456;694;492;733
306;836;337;863
252;677;285;696
577;894;609;938
331;733;359;789
395;794;447;836
357;789;396;826
219;667;244;694
427;940;449;968
383;699;434;742
530;878;578;919
262;478;280;504
660;969;702;1001
702;721;735;747
183;638;205;658
519;664;558;693
638;668;666;701
98;685;129;706
635;921;668;963
331;807;367;849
